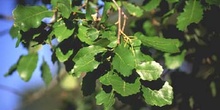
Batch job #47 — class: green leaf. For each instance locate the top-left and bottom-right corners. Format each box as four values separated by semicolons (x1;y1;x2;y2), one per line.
133;46;153;67
101;29;117;48
142;82;173;107
41;59;52;86
164;50;186;69
101;1;112;22
206;0;220;5
137;35;181;53
17;53;38;81
77;25;99;45
96;90;115;110
11;25;22;47
4;63;18;77
166;0;179;3
136;61;163;81
177;0;203;31
13;5;53;31
86;1;96;21
72;55;100;77
112;44;135;77
93;38;110;47
143;21;157;36
53;20;74;42
123;2;143;17
10;26;20;39
100;73;140;96
143;0;161;11
55;48;73;62
51;0;72;18
71;46;106;76
87;28;99;41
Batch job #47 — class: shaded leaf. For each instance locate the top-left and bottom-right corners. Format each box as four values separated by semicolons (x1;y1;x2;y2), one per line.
101;1;112;22
143;21;157;36
17;53;38;81
123;2;143;17
13;5;53;31
136;61;163;81
206;0;220;5
100;73;140;96
96;90;115;110
143;0;161;11
164;50;186;69
177;0;203;31
41;59;52;86
53;21;74;42
101;29;117;48
112;44;135;77
93;38;110;47
55;48;73;62
142;82;173;106
166;0;179;3
138;35;181;53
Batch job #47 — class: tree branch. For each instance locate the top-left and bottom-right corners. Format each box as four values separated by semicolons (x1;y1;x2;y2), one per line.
112;0;122;44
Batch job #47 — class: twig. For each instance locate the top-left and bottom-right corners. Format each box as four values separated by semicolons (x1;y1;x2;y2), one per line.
121;12;128;32
112;0;122;44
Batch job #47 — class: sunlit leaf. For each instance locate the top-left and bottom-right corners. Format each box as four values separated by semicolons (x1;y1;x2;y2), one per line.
53;21;74;42
77;25;99;45
72;55;100;77
87;28;99;41
177;0;203;31
71;46;106;76
123;2;143;17
41;59;52;86
143;0;161;11
51;0;72;18
100;73;140;96
164;50;186;69
137;35;181;53
86;1;96;21
142;82;173;106
136;61;163;81
112;44;135;76
17;53;38;81
13;5;53;31
55;48;73;62
96;90;115;110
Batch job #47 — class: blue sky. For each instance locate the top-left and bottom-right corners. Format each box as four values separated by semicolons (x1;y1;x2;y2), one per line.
0;0;57;109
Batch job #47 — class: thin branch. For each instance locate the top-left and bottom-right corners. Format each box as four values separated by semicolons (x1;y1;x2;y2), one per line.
121;12;128;32
112;0;122;44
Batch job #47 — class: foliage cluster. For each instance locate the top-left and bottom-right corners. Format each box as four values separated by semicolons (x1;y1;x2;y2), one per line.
5;0;220;109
